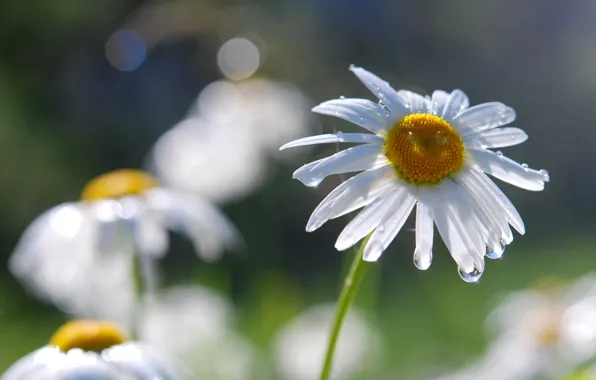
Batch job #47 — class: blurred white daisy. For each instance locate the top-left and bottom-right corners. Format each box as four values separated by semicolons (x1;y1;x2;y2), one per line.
437;275;596;380
149;38;314;204
1;320;188;380
9;169;240;329
139;285;256;380
273;304;380;380
281;65;549;281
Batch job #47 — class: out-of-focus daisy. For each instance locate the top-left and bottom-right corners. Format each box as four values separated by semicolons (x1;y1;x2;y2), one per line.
149;37;314;204
437;275;596;380
139;285;256;380
1;319;188;380
281;65;549;281
10;169;240;328
273;304;380;380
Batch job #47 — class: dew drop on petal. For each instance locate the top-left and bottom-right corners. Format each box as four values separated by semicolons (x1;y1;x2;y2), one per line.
339;95;346;99
521;163;529;169
458;264;483;283
376;224;385;232
336;131;345;142
540;169;550;182
496;151;503;157
485;245;502;260
413;249;432;270
378;100;386;106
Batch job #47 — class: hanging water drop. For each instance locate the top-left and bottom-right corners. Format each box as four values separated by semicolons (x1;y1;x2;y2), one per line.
496;151;503;157
522;163;529;169
336;131;345;142
413;249;432;270
458;264;483;283
485;244;503;260
540;169;550;182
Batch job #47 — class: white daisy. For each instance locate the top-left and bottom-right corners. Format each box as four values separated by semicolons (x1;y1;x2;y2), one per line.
149;76;314;204
1;320;188;380
437;275;596;380
281;65;549;281
9;169;240;328
139;285;256;380
273;304;380;380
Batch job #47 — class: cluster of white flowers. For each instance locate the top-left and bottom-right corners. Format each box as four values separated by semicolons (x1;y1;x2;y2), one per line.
3;30;552;378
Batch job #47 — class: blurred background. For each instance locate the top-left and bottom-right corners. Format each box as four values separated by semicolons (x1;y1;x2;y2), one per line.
1;0;595;378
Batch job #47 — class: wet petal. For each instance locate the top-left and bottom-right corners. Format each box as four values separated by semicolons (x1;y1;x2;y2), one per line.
452;102;516;134
464;127;528;149
471;149;548;191
293;144;386;187
312;98;393;134
306;166;394;232
280;133;383;150
349;66;410;118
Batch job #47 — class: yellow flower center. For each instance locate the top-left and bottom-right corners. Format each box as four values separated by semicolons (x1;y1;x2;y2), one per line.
81;169;159;201
384;113;464;185
49;320;127;352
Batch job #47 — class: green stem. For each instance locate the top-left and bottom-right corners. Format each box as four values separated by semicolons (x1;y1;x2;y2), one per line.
320;238;369;380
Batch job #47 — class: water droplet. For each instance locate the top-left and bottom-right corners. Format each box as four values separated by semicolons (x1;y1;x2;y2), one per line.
485;246;499;259
540;169;550;182
485;242;504;260
500;238;507;251
496;151;503;157
435;131;448;146
336;131;344;142
521;163;528;169
413;249;432;270
458;264;483;283
339;95;346;100
378;100;386;106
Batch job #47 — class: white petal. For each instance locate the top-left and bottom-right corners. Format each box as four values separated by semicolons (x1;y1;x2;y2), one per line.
397;90;430;114
306;166;394;232
464;127;528;149
293;144;386;187
363;188;416;262
456;170;513;245
145;188;242;261
466;169;525;235
441;181;486;256
442;89;470;121
414;189;434;270
427;196;476;272
335;185;403;251
451;102;516;134
280;133;383;150
471;149;548;191
430;90;449;116
312;98;393;134
349;66;410;118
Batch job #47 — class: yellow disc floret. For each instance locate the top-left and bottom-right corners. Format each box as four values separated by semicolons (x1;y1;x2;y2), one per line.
81;169;159;201
49;320;127;352
384;113;464;185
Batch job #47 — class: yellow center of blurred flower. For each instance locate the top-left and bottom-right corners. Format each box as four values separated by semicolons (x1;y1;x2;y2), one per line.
384;114;464;185
81;169;158;201
49;320;127;352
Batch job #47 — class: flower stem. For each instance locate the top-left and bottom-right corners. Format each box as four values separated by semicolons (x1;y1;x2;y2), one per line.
320;238;369;380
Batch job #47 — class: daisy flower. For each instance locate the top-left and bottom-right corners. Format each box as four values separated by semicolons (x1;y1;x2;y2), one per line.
437;275;596;380
281;66;549;281
149;37;314;204
273;304;380;380
9;169;240;328
139;285;256;380
1;320;188;380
